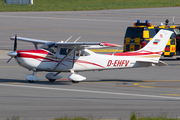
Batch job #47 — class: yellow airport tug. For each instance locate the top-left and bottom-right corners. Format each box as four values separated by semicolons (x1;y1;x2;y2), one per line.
123;20;180;58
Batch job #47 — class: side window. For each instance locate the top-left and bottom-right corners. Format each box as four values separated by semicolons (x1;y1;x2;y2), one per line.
60;48;72;55
76;50;89;56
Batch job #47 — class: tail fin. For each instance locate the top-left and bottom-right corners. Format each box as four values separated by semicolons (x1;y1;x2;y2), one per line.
140;29;173;52
136;29;173;63
109;29;173;63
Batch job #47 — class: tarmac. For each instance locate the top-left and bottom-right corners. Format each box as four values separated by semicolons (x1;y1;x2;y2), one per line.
0;7;180;120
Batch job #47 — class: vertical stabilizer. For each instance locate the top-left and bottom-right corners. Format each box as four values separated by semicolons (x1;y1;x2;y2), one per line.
139;29;173;53
135;29;173;63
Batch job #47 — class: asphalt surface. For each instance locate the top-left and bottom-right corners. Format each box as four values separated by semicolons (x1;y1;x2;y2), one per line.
0;7;180;120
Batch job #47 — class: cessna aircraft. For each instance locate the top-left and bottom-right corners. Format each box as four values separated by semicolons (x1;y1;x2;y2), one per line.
7;29;172;83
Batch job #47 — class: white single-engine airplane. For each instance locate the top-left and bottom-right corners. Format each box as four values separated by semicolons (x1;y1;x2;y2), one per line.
7;29;172;83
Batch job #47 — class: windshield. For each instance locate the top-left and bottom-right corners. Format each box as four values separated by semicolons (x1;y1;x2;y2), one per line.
40;42;57;54
125;27;144;38
174;28;180;35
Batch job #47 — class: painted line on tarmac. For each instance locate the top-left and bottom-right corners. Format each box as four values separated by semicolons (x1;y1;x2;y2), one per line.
143;80;180;82
0;15;134;23
116;85;154;88
161;94;180;96
139;86;155;88
0;66;20;68
7;82;24;84
0;83;180;100
0;27;122;35
90;49;123;52
134;83;155;85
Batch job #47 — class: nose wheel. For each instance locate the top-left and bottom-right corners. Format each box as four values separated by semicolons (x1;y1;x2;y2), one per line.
28;80;35;83
25;71;41;83
48;79;56;82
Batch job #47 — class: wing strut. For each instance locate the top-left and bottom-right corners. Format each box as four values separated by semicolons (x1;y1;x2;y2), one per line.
33;43;38;49
53;48;75;70
72;48;76;68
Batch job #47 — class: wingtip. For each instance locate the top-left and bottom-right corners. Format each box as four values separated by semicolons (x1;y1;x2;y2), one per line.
100;42;122;47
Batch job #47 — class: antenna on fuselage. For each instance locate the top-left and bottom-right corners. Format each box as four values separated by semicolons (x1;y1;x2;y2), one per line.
65;36;72;43
74;36;81;43
112;48;119;56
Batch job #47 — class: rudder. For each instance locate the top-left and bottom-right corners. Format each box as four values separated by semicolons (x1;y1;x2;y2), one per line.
139;29;173;53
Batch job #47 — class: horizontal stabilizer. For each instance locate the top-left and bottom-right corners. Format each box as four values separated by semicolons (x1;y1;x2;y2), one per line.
135;60;168;67
152;60;168;66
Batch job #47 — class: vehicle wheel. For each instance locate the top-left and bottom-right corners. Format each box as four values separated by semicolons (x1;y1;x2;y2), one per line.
49;79;56;82
28;80;34;83
72;80;79;83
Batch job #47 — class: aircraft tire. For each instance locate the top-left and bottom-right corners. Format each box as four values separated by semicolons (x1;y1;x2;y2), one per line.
28;80;35;83
72;80;79;83
49;79;56;82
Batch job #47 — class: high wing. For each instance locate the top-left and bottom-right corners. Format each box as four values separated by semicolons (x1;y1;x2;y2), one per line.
86;42;122;49
10;37;50;44
55;42;121;48
10;37;50;49
10;36;121;49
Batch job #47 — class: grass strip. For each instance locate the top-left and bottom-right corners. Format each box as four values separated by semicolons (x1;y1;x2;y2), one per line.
4;114;180;120
0;0;180;12
130;112;179;120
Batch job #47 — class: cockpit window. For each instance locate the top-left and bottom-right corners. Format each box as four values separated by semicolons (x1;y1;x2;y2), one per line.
40;42;57;54
59;48;89;56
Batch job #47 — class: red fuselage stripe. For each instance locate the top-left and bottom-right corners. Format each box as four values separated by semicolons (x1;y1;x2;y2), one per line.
16;49;105;68
108;50;162;56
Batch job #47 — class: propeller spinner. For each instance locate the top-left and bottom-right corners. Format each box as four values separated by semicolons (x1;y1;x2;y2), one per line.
7;34;18;63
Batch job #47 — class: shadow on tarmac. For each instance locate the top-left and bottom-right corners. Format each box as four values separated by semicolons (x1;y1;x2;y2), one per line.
0;78;71;85
97;79;144;82
0;78;145;85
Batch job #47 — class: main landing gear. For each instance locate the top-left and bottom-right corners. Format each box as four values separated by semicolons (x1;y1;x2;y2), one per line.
25;71;86;83
68;72;86;83
71;80;79;83
45;72;63;82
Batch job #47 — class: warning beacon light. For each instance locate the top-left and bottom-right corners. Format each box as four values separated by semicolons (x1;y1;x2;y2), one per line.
134;20;152;26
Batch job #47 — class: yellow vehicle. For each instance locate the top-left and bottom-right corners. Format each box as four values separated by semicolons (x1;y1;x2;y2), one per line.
124;20;180;57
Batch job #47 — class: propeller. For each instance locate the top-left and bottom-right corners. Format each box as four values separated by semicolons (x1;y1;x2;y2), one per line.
14;34;17;51
7;34;18;63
